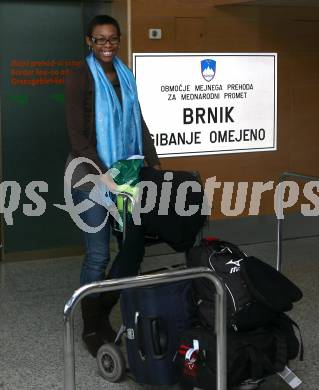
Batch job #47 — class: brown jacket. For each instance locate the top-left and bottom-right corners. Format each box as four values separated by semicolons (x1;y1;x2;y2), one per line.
65;62;160;183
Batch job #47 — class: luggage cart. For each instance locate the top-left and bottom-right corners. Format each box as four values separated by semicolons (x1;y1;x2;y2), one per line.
102;191;207;385
276;171;319;272
64;184;220;389
63;267;227;390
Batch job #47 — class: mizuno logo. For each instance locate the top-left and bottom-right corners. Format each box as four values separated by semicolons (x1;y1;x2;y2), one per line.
230;266;240;274
226;259;243;267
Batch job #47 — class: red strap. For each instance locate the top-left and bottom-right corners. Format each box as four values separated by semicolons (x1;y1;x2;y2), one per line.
202;236;219;244
178;344;191;356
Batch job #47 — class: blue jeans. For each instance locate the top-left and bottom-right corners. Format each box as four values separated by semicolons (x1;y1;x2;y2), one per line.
72;189;120;286
73;188;144;288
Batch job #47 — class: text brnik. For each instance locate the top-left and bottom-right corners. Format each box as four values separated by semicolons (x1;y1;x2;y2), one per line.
133;53;277;158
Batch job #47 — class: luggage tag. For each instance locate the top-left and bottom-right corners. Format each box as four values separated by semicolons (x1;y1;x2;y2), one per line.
183;340;199;378
278;366;302;388
185;340;199;360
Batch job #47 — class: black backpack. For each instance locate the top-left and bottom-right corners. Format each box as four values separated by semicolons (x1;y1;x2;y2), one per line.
176;313;303;390
186;237;303;332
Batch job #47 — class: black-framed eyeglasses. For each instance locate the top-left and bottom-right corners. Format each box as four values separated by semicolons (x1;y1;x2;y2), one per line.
91;36;120;46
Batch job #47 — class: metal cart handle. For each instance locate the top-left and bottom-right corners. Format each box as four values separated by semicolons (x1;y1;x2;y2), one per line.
63;267;227;390
113;190;135;242
276;171;319;271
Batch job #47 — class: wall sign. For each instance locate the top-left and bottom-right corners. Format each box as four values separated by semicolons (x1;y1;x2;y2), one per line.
133;53;277;158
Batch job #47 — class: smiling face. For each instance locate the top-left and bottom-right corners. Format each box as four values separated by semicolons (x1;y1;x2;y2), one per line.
86;23;120;64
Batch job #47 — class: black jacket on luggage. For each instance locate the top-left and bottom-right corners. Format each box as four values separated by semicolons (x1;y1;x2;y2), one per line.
139;167;206;251
110;168;206;279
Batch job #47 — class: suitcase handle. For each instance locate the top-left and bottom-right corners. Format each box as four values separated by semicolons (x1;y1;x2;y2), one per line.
150;318;168;359
135;311;146;361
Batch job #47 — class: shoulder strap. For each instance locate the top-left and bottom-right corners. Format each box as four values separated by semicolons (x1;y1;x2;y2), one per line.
284;315;304;361
202;238;246;259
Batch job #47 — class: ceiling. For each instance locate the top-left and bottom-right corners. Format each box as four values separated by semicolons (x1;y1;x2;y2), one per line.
254;0;319;5
215;0;319;6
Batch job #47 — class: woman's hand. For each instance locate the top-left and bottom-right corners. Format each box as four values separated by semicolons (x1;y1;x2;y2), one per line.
99;172;118;192
152;164;162;170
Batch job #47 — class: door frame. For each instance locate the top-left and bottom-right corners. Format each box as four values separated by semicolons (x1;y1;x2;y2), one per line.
0;97;4;261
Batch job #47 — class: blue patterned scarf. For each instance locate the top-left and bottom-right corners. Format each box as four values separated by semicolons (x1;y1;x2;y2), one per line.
86;53;143;169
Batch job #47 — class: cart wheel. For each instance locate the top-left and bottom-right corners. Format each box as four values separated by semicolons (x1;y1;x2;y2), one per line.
96;343;126;382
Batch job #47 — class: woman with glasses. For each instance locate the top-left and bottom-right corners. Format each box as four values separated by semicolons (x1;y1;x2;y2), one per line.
65;14;161;357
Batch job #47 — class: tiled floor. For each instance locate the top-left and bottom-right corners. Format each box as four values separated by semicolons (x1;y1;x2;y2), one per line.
0;235;318;390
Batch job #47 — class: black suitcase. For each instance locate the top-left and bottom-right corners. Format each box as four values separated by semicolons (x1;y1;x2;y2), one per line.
120;280;194;385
